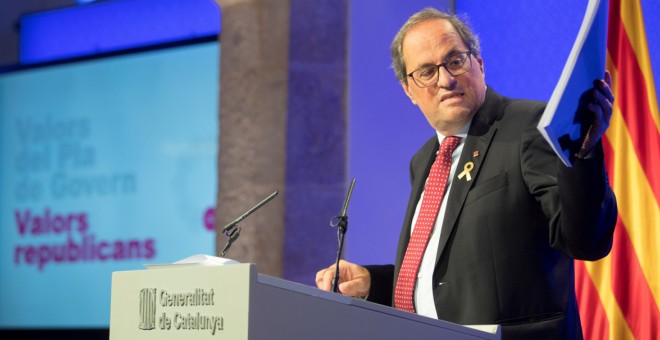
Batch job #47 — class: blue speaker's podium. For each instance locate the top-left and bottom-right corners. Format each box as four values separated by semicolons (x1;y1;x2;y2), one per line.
109;263;500;339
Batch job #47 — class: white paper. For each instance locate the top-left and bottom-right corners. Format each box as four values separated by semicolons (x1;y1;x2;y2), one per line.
144;254;239;269
465;324;499;334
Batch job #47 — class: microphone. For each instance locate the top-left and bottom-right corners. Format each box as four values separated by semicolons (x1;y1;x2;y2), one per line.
330;179;356;293
330;179;355;231
222;191;278;232
219;190;278;257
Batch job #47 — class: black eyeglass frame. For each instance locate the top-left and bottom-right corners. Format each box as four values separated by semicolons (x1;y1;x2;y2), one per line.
406;50;474;88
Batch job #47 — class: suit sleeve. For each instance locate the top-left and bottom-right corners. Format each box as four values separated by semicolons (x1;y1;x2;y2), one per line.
521;126;617;261
364;264;394;306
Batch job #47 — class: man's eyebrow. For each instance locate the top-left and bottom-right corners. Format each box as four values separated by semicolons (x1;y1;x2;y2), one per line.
442;49;463;59
413;50;462;70
416;62;438;69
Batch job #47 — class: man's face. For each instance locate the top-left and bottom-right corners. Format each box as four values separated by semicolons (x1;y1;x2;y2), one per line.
401;19;486;135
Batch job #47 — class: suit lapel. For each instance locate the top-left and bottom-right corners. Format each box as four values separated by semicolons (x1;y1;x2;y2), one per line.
394;88;506;275
435;88;503;262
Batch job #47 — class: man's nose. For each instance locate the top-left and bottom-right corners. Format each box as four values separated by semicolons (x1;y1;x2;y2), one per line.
436;66;456;88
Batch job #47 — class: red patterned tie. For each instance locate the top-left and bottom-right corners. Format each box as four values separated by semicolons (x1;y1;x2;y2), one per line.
394;136;461;313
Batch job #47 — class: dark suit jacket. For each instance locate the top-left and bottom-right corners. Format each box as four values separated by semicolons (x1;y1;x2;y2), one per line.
366;88;617;340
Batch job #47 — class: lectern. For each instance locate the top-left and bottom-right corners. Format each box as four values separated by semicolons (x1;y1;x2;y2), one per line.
110;263;500;339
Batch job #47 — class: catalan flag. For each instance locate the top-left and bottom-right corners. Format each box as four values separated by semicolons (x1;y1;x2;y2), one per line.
575;0;660;339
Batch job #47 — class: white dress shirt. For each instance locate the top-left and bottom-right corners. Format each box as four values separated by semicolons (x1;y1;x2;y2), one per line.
412;120;472;319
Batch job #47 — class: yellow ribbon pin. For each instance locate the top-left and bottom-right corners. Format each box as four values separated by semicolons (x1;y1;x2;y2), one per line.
458;161;474;181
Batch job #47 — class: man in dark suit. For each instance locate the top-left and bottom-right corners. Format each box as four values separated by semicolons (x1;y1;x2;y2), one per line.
316;7;617;340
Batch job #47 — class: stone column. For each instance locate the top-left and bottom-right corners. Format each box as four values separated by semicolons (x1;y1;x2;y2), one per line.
215;0;348;284
214;0;290;277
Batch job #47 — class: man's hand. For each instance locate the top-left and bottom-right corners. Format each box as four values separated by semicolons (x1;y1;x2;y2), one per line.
315;260;371;297
577;71;615;158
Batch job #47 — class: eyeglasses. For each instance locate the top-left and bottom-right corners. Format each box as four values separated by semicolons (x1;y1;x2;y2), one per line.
407;50;474;88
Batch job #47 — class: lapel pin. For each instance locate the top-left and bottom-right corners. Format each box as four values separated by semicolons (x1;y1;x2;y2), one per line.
458;161;474;181
473;150;479;157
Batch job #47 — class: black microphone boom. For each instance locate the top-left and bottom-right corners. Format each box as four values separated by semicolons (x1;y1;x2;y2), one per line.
222;191;278;233
219;190;278;257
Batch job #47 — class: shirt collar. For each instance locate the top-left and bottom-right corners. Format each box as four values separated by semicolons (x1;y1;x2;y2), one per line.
435;118;472;145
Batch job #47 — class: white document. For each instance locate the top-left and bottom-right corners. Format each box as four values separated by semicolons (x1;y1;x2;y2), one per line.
144;254;239;269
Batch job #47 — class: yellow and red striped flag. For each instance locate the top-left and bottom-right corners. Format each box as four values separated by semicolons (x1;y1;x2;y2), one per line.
575;0;660;339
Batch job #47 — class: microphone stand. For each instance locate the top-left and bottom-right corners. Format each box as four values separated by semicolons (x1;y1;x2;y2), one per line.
219;190;278;257
330;179;356;293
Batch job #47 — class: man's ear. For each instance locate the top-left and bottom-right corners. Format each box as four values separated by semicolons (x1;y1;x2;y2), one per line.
401;81;417;105
476;56;485;75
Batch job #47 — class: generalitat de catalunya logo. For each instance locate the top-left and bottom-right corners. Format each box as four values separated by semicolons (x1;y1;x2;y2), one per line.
139;288;157;330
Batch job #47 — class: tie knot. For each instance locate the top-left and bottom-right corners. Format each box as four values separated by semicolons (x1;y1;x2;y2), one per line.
440;136;461;157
